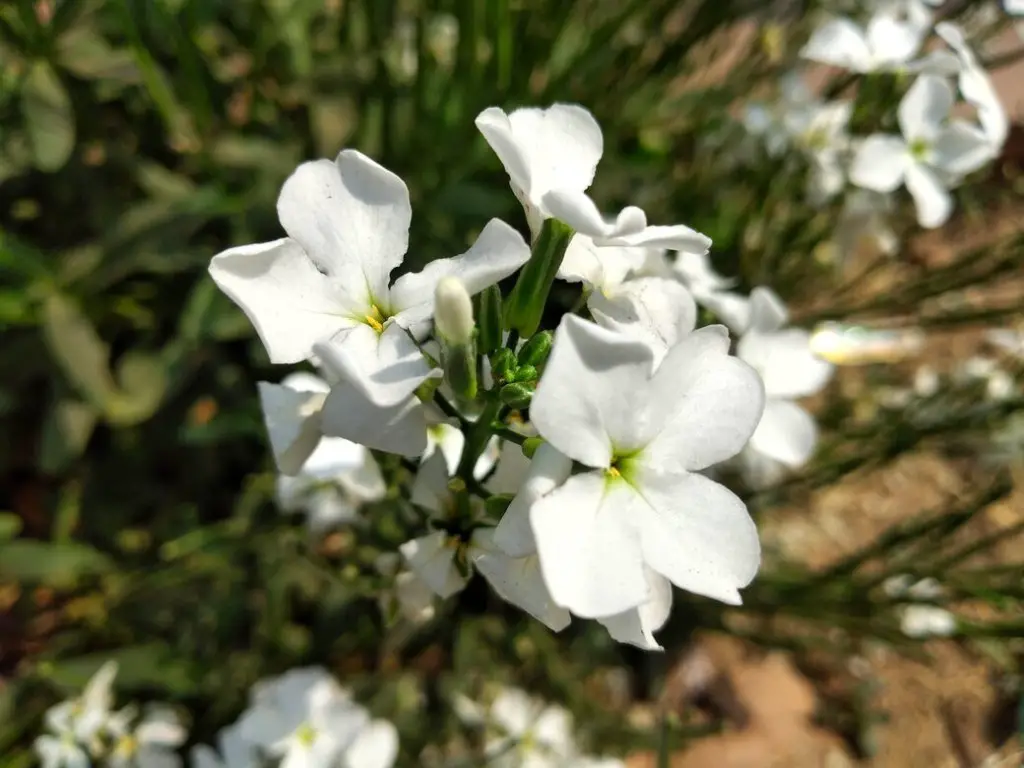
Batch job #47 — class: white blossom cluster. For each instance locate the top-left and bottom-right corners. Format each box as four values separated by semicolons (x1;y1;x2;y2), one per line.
744;1;1014;233
34;662;186;768
205;101;838;653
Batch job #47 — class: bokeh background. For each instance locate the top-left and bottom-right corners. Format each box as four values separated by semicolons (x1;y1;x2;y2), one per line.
1;1;1023;765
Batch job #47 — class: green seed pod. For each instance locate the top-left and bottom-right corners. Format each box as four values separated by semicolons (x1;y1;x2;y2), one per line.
503;218;575;337
490;347;517;382
509;364;538;383
517;330;553;368
499;382;533;410
476;284;503;355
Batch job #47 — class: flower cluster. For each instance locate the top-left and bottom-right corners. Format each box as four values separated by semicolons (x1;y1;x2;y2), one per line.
208;101;842;654
191;667;397;768
744;3;1010;232
34;662;186;768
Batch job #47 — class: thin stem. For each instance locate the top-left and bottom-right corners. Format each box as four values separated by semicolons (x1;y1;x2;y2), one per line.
490;426;526;445
433;391;465;424
504;329;519;350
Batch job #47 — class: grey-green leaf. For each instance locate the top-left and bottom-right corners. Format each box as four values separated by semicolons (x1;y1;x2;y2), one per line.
42;293;116;408
0;539;113;585
20;61;75;172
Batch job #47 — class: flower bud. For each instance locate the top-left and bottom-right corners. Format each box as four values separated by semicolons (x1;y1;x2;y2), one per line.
490;348;516;382
517;330;553;369
434;276;475;344
508;364;538;383
443;341;478;402
522;436;545;458
499;382;533;410
476;284;503;355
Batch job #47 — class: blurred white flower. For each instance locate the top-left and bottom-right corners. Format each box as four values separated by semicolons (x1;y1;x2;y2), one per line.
850;74;993;228
236;667;396;768
735;289;834;488
885;576;956;638
484;688;577;768
986;328;1024;357
914;365;940;397
935;23;1009;151
743;72;815;157
791;100;854;203
529;315;764;617
107;705;186;768
799;9;930;73
210;149;528;407
190;722;255;768
35;661;118;767
475;103;710;255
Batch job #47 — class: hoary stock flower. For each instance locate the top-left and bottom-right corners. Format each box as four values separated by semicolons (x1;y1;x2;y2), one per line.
529;315;765;618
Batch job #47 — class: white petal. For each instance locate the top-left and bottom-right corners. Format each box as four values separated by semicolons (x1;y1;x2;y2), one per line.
277;150;410;306
339;453;387;501
673;252;735;294
411;452;451;516
632;467;760;605
506;103;604;200
136;707;187;747
737;328;834;398
471;529;572;632
532;315;657;468
475;107;534;193
748;399;819;467
905;163;952;228
301;437;366;480
867;15;925;67
598;568;673;651
589;277;697;363
484;440;533;496
399;531;467;598
746;286;789;333
595;224;712;256
799;18;872;71
315;323;436;408
424;422;465;476
693;289;751;333
897;75;953;141
258;381;326;476
341;721;399;768
282;372;331;394
490;689;537;737
932;120;996;176
319;379;427;457
530;472;648;618
209;238;356;364
850;135;910;192
495;443;573;558
541;189;647;239
558;236;645;293
642;326;766;473
390;219;530;325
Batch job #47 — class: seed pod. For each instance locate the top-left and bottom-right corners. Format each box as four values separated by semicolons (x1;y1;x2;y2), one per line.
476;284;503;355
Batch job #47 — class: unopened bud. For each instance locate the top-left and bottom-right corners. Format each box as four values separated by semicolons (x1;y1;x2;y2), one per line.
499;382;533;410
490;348;516;382
434;276;475;344
476;284;503;355
517;331;553;369
522;436;545;459
508;364;538;383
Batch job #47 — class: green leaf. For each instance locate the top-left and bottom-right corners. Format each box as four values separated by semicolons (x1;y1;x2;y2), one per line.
0;513;22;541
56;26;140;83
38;399;98;473
20;60;75;172
41;293;116;408
105;351;168;426
45;643;203;696
0;539;113;585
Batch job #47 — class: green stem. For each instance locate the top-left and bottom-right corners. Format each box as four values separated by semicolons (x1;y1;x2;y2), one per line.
457;398;500;481
490;426;526;445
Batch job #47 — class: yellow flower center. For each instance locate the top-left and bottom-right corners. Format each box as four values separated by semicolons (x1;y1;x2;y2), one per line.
364;305;386;333
296;722;318;747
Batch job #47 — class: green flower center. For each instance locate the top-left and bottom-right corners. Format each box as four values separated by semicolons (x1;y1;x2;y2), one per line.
296;722;318;747
909;138;930;161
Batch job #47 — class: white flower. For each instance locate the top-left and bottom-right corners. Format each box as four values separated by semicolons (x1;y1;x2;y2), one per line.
529;315;765;618
558;237;652;296
237;668;371;768
484;688;577;768
209;149;529;407
850;74;993;228
588;277;698;366
734;288;834;487
475;104;710;254
595;566;673;651
743;72;815;157
399;452;569;630
107;705;187;768
935;22;1009;150
340;720;399;768
790;100;854;203
885;576;956;638
986;328;1024;357
35;661;118;766
190;723;255;768
799;8;931;73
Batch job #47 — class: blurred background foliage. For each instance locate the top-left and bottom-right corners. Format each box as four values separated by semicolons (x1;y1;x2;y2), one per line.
0;0;1022;764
